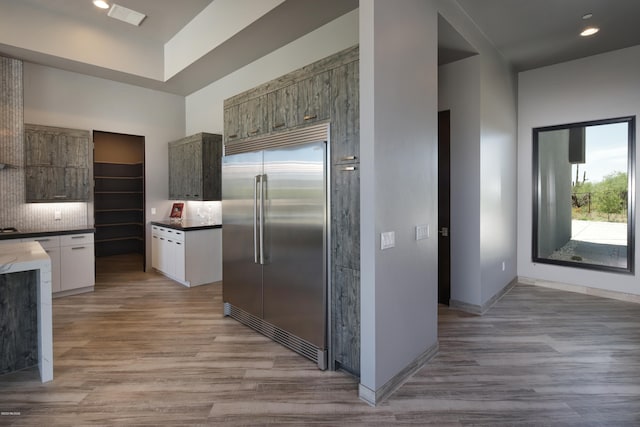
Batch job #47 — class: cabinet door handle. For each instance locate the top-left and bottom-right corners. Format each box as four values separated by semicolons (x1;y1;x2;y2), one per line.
273;122;285;129
228;134;238;139
341;166;357;171
35;238;51;242
341;155;357;161
248;129;260;135
53;195;67;199
71;246;86;250
303;114;317;121
71;236;85;239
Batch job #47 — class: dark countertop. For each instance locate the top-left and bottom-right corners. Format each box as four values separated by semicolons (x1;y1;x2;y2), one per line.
151;220;222;232
0;227;96;241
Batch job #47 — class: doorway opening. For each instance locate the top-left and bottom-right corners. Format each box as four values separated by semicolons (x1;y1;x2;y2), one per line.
438;110;451;305
93;131;145;272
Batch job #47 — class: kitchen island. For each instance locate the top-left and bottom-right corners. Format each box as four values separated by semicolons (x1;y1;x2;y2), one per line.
0;241;53;382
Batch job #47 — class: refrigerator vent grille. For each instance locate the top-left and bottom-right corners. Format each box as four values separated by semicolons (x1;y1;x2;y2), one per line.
225;303;322;366
225;123;329;155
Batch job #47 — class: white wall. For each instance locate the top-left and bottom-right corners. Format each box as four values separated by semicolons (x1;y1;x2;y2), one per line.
23;63;185;269
185;10;359;135
359;0;439;395
518;45;640;295
437;1;518;308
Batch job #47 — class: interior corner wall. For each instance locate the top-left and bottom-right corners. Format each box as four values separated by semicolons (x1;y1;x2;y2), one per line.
23;63;185;270
438;56;482;305
437;0;518;308
359;0;439;393
478;51;518;305
517;44;640;296
184;9;359;135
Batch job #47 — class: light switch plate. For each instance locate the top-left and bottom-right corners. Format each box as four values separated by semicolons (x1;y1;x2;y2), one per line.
416;224;429;240
381;231;395;250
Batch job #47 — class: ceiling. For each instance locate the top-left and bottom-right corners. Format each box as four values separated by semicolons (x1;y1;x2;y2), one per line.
1;0;639;95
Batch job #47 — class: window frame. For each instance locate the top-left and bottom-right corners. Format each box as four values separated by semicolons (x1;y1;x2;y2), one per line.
532;116;636;274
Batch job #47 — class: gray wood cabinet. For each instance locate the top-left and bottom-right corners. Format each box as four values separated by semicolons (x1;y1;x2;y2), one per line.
332;266;360;375
168;133;222;201
223;45;360;375
224;96;268;142
268;71;331;132
24;124;91;202
331;61;359;165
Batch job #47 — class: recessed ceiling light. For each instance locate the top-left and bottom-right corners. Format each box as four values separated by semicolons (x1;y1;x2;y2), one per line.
582;13;593;20
580;26;600;37
93;0;109;9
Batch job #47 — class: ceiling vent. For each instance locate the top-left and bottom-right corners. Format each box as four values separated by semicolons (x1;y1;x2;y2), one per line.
107;3;146;26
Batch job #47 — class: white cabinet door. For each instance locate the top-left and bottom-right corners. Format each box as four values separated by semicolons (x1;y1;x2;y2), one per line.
151;234;161;270
60;233;94;292
60;244;94;291
172;239;186;281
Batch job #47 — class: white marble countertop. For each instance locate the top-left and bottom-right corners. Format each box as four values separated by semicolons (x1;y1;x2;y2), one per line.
0;241;53;382
0;241;50;274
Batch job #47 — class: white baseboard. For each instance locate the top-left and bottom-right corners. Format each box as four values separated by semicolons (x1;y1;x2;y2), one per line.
519;276;640;304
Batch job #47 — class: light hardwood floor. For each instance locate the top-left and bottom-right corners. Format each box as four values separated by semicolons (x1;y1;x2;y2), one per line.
1;254;640;425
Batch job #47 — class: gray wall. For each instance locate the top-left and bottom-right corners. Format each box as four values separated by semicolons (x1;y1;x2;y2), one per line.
517;44;640;296
438;55;482;305
360;0;439;393
536;129;572;258
437;2;518;308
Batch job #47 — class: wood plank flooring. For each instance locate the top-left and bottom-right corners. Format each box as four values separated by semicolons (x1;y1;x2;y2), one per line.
1;254;640;425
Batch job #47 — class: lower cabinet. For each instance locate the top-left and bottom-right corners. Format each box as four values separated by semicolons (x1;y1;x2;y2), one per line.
60;234;95;292
151;225;222;287
21;233;95;296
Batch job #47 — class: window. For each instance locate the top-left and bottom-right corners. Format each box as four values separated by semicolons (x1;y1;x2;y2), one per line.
532;116;635;273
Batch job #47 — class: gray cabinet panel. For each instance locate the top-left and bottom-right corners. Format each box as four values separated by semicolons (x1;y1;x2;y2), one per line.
332;164;360;270
332;265;360;375
24;124;90;202
268;84;297;132
168;133;222;201
331;61;359;164
224;104;241;142
240;96;268;139
296;71;330;125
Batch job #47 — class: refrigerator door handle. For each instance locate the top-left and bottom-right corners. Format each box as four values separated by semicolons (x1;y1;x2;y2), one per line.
254;174;259;264
259;174;266;265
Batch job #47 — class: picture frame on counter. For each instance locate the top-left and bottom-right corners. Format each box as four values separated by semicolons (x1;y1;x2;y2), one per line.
170;202;184;219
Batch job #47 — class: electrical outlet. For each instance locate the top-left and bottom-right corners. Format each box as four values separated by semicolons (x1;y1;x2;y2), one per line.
151;207;157;215
381;231;395;250
54;210;62;220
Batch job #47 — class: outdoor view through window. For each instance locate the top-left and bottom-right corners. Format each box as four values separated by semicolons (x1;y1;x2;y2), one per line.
533;117;635;273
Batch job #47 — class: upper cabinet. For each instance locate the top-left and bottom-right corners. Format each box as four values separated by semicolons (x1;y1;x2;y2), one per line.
224;96;268;142
268;71;331;132
168;133;222;201
24;124;91;202
330;61;359;165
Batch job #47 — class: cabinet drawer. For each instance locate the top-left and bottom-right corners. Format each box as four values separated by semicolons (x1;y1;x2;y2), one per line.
152;225;184;242
60;233;94;246
23;235;60;250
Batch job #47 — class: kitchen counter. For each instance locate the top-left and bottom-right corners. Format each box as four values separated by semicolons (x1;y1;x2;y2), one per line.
0;241;53;382
150;220;221;232
0;227;95;241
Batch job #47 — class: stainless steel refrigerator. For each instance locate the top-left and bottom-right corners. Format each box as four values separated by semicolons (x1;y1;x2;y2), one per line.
222;124;328;369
